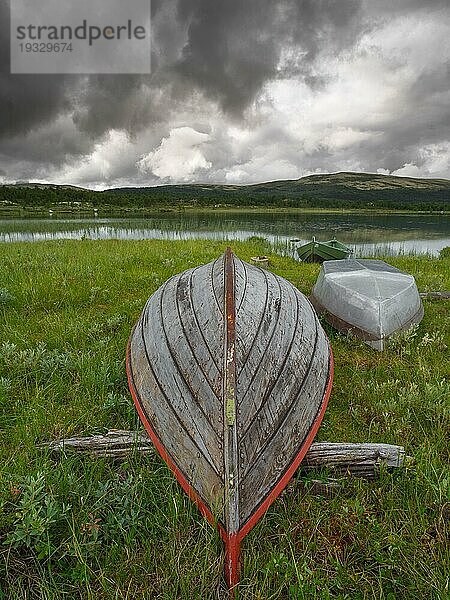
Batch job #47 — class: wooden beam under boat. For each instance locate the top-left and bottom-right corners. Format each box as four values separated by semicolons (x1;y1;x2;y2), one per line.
39;429;407;480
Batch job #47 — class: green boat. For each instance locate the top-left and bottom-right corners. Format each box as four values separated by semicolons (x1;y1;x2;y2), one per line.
296;237;351;263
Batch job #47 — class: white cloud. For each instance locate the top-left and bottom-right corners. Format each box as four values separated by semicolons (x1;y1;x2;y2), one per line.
418;143;450;178
391;143;450;179
225;158;300;184
391;163;422;177
53;130;134;188
325;128;373;151
361;12;450;75
137;127;212;182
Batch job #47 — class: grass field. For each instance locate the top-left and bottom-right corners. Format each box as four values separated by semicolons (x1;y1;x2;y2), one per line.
0;239;449;599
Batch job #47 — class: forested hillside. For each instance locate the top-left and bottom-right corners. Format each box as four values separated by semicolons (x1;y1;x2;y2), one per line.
1;172;449;211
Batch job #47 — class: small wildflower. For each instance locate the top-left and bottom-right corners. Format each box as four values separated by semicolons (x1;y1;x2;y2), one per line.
419;331;447;351
10;485;21;498
81;514;102;535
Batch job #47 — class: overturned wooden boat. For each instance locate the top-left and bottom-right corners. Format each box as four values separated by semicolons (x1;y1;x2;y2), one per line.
126;248;333;592
297;237;351;263
311;259;424;351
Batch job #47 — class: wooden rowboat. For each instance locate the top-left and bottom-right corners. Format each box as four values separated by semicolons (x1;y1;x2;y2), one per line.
126;248;333;592
296;237;351;263
311;259;424;350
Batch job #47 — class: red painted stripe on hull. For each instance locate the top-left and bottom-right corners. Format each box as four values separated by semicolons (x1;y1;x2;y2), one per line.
126;338;226;539
238;345;333;540
127;335;333;590
224;533;241;594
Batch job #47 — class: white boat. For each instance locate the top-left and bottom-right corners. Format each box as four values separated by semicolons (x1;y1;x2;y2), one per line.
311;259;424;350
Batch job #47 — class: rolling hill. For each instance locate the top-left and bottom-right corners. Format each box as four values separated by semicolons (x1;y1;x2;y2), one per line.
1;172;449;210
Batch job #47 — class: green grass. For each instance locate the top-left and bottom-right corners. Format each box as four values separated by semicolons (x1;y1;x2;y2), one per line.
0;239;449;599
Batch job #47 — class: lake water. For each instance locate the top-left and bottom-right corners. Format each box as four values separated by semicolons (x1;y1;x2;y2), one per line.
0;212;449;257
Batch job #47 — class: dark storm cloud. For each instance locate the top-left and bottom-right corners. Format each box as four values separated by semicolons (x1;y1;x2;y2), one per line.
0;0;449;183
174;0;366;114
0;0;367;139
0;115;94;165
0;1;70;138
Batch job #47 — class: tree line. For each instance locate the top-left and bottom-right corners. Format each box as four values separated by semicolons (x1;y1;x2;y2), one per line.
0;184;448;211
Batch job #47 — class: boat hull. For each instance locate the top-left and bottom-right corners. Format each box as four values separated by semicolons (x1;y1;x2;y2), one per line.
311;259;424;350
297;239;351;263
127;249;333;590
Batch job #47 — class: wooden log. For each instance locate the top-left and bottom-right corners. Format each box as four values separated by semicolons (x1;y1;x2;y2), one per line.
419;291;450;299
299;442;406;478
39;429;154;459
39;430;406;479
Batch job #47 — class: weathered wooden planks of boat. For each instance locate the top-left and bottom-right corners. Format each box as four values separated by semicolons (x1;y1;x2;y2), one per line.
126;248;333;593
311;259;424;351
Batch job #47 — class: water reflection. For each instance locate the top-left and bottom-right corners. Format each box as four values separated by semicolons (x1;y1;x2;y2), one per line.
0;213;448;257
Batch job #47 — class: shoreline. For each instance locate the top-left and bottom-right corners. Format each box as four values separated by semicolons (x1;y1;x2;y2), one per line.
1;205;449;218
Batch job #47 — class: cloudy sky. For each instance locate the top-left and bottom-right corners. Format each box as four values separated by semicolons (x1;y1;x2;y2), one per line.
1;0;449;188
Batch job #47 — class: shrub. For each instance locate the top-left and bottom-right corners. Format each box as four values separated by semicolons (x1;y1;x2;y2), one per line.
4;472;71;559
0;288;15;306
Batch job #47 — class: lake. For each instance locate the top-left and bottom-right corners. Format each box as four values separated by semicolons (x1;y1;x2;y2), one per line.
0;212;449;257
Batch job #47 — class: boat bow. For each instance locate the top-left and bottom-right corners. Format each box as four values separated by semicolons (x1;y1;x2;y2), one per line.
127;248;333;591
